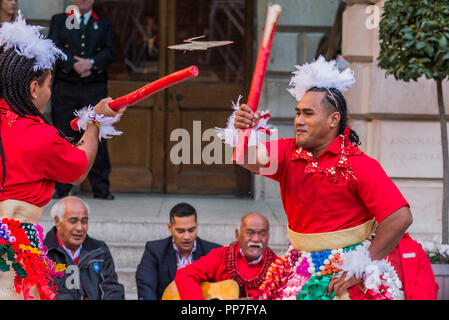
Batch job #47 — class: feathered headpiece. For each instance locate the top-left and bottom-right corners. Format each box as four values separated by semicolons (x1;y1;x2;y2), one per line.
287;56;355;101
0;10;66;71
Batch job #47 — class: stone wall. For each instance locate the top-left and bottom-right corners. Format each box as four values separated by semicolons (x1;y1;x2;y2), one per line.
255;0;449;242
18;0;66;22
342;0;449;242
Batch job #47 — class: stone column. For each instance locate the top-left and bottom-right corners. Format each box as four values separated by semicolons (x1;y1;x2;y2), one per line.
342;0;449;241
19;0;66;22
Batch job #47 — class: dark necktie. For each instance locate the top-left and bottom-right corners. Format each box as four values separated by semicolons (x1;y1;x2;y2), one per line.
80;14;86;33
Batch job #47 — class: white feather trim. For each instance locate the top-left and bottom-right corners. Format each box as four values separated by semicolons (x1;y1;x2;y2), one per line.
287;55;355;101
215;95;276;147
0;11;66;71
338;242;403;298
73;106;123;140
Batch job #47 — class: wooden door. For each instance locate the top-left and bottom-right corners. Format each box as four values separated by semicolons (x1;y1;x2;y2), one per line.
92;0;166;193
90;0;253;195
165;0;253;195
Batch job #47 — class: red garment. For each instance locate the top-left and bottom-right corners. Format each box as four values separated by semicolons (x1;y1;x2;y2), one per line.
262;136;409;233
174;243;277;300
0;100;87;207
387;233;438;300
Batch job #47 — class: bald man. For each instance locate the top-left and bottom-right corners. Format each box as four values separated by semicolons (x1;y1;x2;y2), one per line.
44;196;124;300
174;213;278;299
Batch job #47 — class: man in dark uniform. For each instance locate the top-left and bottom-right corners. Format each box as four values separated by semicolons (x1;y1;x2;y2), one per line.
48;0;116;200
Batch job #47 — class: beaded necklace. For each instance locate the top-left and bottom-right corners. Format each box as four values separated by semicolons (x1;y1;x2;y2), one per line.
291;127;362;184
225;242;275;291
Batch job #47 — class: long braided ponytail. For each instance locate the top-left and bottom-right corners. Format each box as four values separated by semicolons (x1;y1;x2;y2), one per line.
0;47;68;192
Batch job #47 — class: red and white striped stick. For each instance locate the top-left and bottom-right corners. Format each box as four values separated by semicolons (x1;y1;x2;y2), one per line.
70;65;199;131
233;4;281;163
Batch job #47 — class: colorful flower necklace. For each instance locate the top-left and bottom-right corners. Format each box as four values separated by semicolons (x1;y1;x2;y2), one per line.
291;127;362;183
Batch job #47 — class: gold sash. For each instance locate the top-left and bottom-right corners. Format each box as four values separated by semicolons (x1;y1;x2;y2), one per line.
0;199;43;224
287;219;377;252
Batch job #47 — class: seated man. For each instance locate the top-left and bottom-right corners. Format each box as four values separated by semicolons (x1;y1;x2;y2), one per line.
44;196;125;300
136;202;221;300
174;213;278;300
387;233;439;300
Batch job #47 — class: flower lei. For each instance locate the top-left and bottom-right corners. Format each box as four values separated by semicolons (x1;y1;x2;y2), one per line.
0;218;65;300
225;242;276;295
291;127;362;184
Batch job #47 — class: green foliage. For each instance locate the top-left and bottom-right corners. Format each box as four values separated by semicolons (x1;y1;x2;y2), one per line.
377;0;449;82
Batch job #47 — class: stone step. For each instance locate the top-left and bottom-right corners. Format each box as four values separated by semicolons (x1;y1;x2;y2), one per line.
116;269;138;300
39;194;289;300
112;241;288;300
39;219;290;300
107;242;288;270
39;220;289;245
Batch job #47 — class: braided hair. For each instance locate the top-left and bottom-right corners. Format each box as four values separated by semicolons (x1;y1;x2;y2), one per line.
307;86;361;146
0;47;66;192
0;47;51;119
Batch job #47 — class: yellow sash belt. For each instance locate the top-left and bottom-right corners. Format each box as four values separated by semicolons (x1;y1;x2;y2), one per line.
287;219;377;252
0;199;43;224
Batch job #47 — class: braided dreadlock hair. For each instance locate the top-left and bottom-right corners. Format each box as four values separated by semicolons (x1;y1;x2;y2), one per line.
307;86;361;146
0;47;67;192
0;11;69;193
0;47;51;119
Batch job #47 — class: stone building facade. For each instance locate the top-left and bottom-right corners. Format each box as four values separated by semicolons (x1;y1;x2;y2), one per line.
17;0;448;242
257;0;449;242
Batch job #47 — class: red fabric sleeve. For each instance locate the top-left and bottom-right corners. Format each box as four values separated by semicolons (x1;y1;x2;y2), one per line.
43;130;88;183
259;138;292;182
352;155;409;223
174;247;225;300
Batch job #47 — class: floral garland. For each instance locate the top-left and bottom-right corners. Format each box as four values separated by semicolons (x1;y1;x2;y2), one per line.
225;242;276;293
0;218;65;300
259;241;401;300
291;127;362;184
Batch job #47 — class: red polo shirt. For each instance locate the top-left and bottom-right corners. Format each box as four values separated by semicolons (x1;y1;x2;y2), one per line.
262;136;409;233
0;100;88;207
175;244;277;300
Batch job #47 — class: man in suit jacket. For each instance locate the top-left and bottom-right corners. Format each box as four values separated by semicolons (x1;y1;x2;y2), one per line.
48;0;116;200
135;203;221;300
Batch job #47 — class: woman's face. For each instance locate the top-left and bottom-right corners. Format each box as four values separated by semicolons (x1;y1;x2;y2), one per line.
1;0;18;17
32;72;52;114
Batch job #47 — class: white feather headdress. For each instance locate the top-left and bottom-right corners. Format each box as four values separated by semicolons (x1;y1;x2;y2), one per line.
0;10;66;71
287;56;355;101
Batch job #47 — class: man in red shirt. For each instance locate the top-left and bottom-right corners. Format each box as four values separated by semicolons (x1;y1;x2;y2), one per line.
174;213;277;299
387;233;438;300
225;57;413;299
